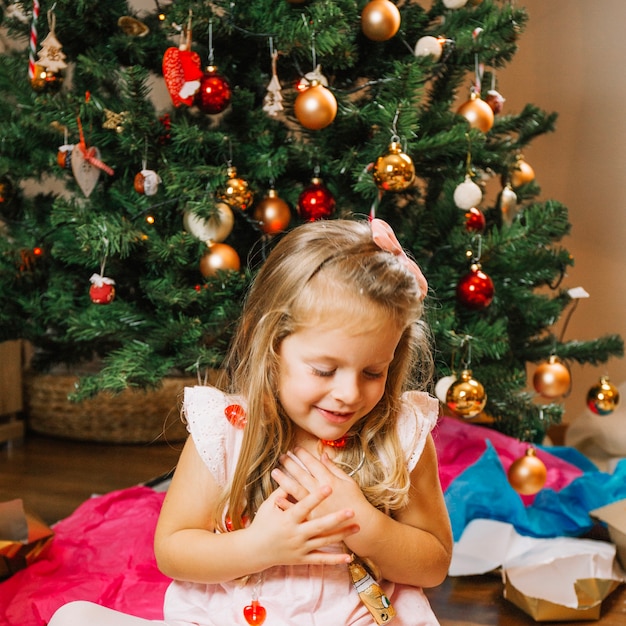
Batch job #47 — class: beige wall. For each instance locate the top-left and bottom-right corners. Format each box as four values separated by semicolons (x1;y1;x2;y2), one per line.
498;0;626;421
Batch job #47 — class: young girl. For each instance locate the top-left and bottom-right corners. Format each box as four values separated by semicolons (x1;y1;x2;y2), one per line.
49;218;452;625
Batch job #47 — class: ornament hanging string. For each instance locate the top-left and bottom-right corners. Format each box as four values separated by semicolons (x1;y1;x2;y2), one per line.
472;28;484;94
28;0;40;79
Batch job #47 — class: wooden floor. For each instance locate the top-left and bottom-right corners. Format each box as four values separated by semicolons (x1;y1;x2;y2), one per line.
2;431;626;625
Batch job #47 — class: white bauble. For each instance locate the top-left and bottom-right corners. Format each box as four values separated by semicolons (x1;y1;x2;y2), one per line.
414;36;443;61
453;175;482;210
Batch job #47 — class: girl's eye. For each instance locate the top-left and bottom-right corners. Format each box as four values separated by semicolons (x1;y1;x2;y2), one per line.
364;371;385;380
311;367;335;377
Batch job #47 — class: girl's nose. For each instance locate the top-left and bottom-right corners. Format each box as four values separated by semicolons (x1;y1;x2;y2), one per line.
332;372;361;405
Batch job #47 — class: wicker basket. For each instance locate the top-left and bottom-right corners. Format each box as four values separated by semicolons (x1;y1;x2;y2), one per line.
24;373;201;444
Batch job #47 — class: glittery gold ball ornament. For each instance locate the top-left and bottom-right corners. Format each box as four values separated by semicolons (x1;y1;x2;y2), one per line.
254;189;291;235
373;142;415;192
361;0;401;42
446;369;487;418
508;448;547;496
533;356;571;398
587;376;620;415
219;166;254;211
199;243;241;277
294;80;337;130
457;92;494;132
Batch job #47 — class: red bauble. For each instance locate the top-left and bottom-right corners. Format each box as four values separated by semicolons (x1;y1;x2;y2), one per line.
464;207;486;233
457;263;494;309
254;189;291;234
89;274;116;304
297;178;335;221
199;243;241;277
195;66;232;115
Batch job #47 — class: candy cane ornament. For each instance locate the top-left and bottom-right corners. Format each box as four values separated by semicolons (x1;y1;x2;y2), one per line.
28;0;41;80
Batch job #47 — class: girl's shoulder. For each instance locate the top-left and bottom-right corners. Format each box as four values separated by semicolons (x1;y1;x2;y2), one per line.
183;385;245;484
397;390;440;471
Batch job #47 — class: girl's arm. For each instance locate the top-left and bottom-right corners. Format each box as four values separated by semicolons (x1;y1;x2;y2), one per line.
153;437;360;584
273;435;453;588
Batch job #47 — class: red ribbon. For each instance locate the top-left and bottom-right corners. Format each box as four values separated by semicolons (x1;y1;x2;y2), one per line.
76;116;114;176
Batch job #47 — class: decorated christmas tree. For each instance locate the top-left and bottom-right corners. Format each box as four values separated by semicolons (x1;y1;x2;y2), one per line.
0;0;622;443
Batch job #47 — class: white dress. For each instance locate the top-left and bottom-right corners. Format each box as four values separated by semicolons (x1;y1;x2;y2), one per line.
163;385;441;626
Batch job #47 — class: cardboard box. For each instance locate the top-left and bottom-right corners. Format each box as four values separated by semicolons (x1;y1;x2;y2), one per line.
450;518;624;622
591;499;626;569
0;499;54;579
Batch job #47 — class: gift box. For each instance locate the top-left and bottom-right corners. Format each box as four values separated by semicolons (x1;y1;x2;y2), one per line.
0;499;54;579
591;498;626;569
450;518;624;621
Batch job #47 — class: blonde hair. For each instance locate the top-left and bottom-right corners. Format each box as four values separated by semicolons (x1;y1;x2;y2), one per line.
216;218;433;530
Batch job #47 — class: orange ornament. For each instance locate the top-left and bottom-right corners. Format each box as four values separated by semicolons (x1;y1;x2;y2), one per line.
254;189;291;234
510;157;535;187
457;92;494;132
294;80;337;130
533;356;571;398
508;448;547;496
361;0;401;42
199;243;241;277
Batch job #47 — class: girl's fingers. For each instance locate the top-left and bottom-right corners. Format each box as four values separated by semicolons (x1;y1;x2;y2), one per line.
270;466;310;502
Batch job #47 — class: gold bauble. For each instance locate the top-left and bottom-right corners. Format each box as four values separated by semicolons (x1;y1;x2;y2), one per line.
587;376;620;415
184;202;235;243
199;243;241;278
508;448;547;496
253;189;292;235
294;80;337;130
373;141;415;192
533;356;571;398
31;64;64;93
219;166;254;211
510;157;535;188
446;369;487;418
361;0;401;42
457;92;494;132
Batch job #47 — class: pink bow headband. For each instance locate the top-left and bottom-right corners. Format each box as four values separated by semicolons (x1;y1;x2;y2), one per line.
371;218;428;301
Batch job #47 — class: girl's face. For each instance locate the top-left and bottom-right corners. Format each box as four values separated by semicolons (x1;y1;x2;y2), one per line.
276;316;403;449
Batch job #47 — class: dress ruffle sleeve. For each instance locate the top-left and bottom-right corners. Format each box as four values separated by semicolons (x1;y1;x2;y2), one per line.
183;385;244;486
397;390;440;472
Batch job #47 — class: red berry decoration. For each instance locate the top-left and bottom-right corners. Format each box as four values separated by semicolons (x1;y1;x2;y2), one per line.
297;177;335;221
89;273;116;304
464;207;486;233
224;404;247;429
457;263;494;310
195;66;232;114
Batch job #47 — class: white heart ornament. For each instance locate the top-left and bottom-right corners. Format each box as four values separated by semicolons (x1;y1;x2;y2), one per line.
71;145;101;197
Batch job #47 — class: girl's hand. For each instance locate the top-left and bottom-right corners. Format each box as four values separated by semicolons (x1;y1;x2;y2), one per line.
248;483;359;568
270;448;369;521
